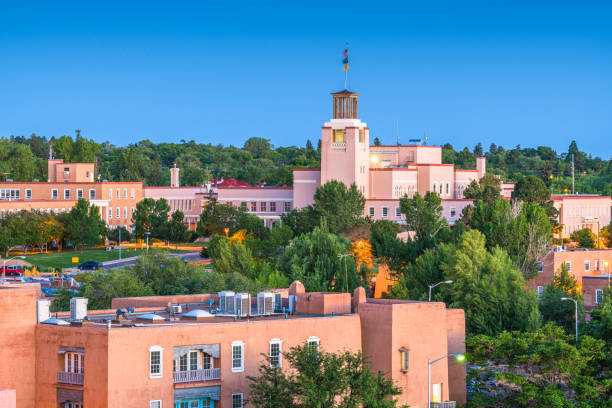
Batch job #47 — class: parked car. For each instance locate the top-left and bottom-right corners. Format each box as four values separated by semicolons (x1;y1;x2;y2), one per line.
0;265;24;276
78;261;103;271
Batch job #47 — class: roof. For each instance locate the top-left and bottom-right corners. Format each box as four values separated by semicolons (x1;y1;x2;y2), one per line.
331;89;360;96
551;195;611;200
211;178;251;187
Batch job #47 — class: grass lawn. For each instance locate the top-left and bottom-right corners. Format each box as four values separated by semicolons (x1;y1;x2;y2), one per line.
24;247;191;270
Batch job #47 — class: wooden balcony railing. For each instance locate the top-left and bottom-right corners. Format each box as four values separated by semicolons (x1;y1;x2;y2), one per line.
173;368;221;383
57;371;84;385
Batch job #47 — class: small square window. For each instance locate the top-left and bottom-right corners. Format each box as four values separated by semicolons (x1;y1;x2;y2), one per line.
369;207;375;217
382;207;388;218
150;401;161;408
52;189;58;200
395;207;401;217
25;189;32;199
232;394;243;408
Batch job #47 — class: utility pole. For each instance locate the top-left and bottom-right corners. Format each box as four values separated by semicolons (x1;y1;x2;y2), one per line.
571;153;575;194
118;227;122;260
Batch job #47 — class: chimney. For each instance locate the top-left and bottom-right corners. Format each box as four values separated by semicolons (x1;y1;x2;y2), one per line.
170;164;180;188
70;297;88;321
476;157;486;179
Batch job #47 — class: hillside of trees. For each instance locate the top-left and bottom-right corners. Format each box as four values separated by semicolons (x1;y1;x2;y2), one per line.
3;132;612;195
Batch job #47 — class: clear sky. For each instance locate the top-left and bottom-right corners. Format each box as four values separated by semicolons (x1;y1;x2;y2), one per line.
2;1;612;157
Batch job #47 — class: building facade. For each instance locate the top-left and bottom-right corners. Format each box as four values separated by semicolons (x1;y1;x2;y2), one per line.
552;195;612;239
0;282;466;408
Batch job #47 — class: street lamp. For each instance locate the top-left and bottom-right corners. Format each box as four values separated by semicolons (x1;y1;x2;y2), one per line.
428;353;465;407
561;297;578;343
2;255;26;280
428;280;453;302
145;231;151;256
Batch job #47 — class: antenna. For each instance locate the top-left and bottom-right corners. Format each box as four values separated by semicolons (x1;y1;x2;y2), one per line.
395;120;399;145
48;143;53;160
424;132;429;146
571;153;575;194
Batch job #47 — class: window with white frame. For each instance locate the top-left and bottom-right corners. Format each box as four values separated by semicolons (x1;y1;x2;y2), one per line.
202;353;212;370
25;189;31;199
64;189;71;200
108;189;112;199
260;201;267;212
595;260;599;271
585;260;590;272
446;183;450;195
77;189;83;199
116;207;120;218
537;286;543;299
382;207;388;218
307;336;320;350
269;339;282;368
108;207;113;219
64;352;84;373
450;207;456;218
131;188;135;198
123;207;127;219
149;345;163;378
232;393;243;408
596;289;604;304
52;189;58;200
131;207;135;216
270;202;276;212
123;188;127;199
284;202;291;212
565;261;572;272
116;188;120;199
369;207;375;217
400;348;409;372
395;207;401;217
150;401;161;408
89;189;96;200
231;341;244;372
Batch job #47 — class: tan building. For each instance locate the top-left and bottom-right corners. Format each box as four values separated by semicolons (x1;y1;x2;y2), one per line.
0;282;466;408
0;159;143;229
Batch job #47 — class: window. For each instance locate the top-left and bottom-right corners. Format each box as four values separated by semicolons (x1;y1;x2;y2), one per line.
109;189;113;199
65;352;84;373
433;183;437;194
25;189;31;199
149;346;163;378
382;207;388;218
269;339;282;368
89;189;96;200
260;202;266;212
85;171;90;179
240;202;247;210
395;207;401;217
270;202;276;212
231;341;244;372
202;353;211;370
64;403;83;408
307;336;320;350
116;207;120;218
585;260;590;272
64;167;70;173
64;189;71;200
369;207;375;217
284;202;291;212
537;286;543;299
131;207;135;216
333;129;345;143
123;188;127;199
108;207;113;218
359;129;365;143
537;262;543;273
450;207;456;218
446;183;450;195
52;189;58;200
565;261;572;272
249;201;256;212
123;207;127;219
150;401;161;408
232;394;243;408
189;350;199;371
595;260;599;271
77;189;83;199
116;188;120;199
400;349;409;372
179;354;188;371
131;188;135;198
596;289;604;304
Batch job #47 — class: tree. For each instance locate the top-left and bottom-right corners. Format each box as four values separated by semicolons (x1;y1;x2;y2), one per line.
373;137;381;146
79;269;155;310
312;180;366;234
208;235;253;277
511;175;550;204
571;228;596;248
462;173;501;206
399;191;446;243
167;210;188;249
247;344;406;408
64;199;106;251
444;229;540;336
108;226;132;244
540;264;585;334
132;198;171;240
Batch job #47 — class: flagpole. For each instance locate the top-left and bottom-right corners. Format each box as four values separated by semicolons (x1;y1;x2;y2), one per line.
345;68;348;90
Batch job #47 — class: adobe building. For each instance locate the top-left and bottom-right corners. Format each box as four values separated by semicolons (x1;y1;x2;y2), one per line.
552;194;612;239
0;282;466;408
0;159;143;229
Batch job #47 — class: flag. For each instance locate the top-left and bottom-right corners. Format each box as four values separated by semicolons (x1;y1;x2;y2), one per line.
342;48;349;70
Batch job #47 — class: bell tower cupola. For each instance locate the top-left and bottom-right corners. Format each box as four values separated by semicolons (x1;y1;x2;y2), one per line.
332;90;360;119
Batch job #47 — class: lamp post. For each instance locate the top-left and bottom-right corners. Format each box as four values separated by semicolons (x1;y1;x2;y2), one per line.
561;297;578;342
145;231;151;256
2;255;26;280
428;353;465;407
338;253;352;293
428;280;453;302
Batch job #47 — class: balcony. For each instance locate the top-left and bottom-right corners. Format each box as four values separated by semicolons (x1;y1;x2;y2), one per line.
430;402;456;408
331;142;346;149
57;371;83;385
173;368;221;383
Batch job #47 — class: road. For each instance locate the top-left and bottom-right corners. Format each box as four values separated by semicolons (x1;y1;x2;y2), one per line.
102;252;209;270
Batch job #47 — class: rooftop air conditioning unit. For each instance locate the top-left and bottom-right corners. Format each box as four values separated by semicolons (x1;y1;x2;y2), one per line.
274;293;282;312
36;299;51;323
218;291;235;314
235;293;250;317
70;297;88;321
171;305;182;314
257;292;275;315
288;295;297;314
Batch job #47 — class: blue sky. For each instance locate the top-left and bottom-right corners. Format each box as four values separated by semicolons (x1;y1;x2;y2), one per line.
2;1;612;157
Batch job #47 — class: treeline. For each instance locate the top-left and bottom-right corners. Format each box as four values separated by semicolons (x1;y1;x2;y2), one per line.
4;132;612;194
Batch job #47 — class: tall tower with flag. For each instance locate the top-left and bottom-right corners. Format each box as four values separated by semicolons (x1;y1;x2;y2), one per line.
320;46;371;198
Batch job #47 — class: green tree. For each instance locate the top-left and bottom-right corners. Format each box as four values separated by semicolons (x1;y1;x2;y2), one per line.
64;199;106;251
108;226;132;244
167;210;188;249
79;268;155;310
132;198;171;240
399;191;446;242
512;175;550;204
247;344;406;408
462;173;501;206
571;228;596;248
312;180;366;234
444;229;540;336
208;235;253;277
540;264;585;334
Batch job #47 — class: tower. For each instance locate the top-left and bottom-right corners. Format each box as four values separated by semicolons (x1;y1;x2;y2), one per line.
170;164;180;188
321;90;370;198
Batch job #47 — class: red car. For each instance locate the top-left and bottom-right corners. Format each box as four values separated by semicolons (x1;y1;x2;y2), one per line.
0;265;24;276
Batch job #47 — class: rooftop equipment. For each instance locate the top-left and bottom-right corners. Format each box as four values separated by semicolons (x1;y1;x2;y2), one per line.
70;297;88;321
234;293;250;317
274;293;282;312
36;299;51;323
257;292;275;315
218;291;235;314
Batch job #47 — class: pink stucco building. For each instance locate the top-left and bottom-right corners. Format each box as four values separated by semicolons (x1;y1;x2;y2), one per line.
552;194;612;239
0;282;466;408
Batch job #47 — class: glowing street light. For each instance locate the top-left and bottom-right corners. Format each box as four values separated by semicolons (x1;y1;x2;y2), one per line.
561;297;578;342
428;280;453;301
428;353;465;407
